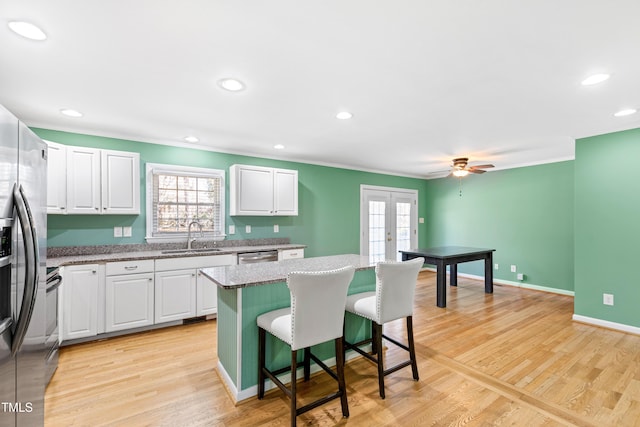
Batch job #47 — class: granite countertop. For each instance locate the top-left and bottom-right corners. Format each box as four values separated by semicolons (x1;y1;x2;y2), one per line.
200;254;375;289
47;239;306;268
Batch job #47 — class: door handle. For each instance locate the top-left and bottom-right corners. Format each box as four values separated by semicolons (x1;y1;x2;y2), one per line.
11;184;40;357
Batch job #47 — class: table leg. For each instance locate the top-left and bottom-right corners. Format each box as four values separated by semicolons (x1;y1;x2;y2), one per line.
485;253;494;293
436;260;446;308
450;263;457;287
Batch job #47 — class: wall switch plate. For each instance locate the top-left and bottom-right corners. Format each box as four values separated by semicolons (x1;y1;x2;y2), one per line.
229;225;235;235
510;265;517;273
494;263;499;270
246;225;251;233
603;293;614;306
274;224;279;233
517;273;524;281
123;226;132;237
419;217;425;224
113;226;123;237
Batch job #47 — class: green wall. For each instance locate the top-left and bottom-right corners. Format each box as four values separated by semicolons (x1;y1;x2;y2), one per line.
574;128;640;327
34;128;428;257
424;161;574;292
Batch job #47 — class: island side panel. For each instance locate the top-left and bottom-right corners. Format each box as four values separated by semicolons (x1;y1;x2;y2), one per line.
217;287;239;387
239;269;376;393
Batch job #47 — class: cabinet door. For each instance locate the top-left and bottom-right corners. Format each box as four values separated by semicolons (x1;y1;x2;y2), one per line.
105;273;154;332
154;269;196;323
62;265;100;340
66;146;101;214
230;165;274;215
278;248;304;260
101;149;140;214
274;168;298;216
45;140;67;214
196;271;217;316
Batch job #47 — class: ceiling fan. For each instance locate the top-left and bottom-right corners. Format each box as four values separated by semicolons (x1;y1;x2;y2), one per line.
426;157;495;178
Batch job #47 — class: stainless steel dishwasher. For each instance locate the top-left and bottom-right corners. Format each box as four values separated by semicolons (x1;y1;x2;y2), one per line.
237;250;278;264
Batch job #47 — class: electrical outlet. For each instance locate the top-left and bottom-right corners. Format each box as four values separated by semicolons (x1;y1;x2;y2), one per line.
419;217;425;224
510;265;517;273
228;225;235;235
494;263;499;270
274;224;279;233
603;293;614;306
113;226;122;237
123;226;132;237
246;225;251;233
517;273;524;281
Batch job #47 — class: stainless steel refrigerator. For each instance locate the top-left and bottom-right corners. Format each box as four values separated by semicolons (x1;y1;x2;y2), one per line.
0;104;47;426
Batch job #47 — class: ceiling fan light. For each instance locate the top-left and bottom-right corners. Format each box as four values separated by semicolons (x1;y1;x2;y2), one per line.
453;169;469;177
581;73;610;86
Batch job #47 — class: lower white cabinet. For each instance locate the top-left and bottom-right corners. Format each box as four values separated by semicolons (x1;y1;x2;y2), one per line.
154;269;197;323
105;272;154;332
61;264;101;341
279;248;304;260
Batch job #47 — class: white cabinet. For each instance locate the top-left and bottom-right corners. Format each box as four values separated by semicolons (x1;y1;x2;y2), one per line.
101;149;140;214
155;254;234;321
278;248;304;261
61;264;101;341
229;164;298;216
105;260;154;332
47;142;140;215
154;269;196;323
45;140;67;214
66;146;101;214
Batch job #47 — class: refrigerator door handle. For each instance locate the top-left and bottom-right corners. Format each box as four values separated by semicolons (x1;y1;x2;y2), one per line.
11;183;39;357
0;317;12;335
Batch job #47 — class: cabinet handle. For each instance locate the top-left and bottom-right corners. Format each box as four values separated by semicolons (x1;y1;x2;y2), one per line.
290;252;297;256
92;270;97;274
94;207;99;210
148;278;153;281
124;266;138;271
60;207;65;210
192;273;196;277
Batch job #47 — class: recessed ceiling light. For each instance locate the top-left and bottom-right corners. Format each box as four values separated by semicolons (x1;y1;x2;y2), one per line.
8;21;47;41
336;111;353;120
614;108;637;117
184;136;199;143
60;109;83;118
581;73;610;86
218;78;245;92
274;144;285;150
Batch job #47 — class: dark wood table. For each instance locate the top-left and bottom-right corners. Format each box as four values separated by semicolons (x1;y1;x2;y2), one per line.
400;246;495;308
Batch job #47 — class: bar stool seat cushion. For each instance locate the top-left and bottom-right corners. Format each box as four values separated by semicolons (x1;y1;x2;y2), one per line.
345;292;376;322
257;308;292;346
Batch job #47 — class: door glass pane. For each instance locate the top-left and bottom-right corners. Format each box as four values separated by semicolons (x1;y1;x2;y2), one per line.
368;200;386;263
395;202;411;261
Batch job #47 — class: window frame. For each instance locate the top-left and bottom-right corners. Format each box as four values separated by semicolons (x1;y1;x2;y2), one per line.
145;163;226;243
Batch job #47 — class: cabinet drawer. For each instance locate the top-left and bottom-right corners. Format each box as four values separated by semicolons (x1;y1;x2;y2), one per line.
106;259;154;276
279;249;304;260
155;254;234;271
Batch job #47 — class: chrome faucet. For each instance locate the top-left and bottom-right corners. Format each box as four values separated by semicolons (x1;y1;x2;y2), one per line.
187;221;203;250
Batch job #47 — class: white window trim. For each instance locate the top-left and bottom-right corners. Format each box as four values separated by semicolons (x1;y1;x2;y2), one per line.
145;163;226;243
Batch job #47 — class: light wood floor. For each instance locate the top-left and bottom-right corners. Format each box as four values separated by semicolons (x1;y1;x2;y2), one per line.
45;271;640;426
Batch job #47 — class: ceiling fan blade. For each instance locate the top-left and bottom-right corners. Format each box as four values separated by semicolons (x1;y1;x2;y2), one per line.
468;168;486;174
469;164;494;169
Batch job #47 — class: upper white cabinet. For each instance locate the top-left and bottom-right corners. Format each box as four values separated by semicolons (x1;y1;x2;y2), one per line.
229;164;298;216
46;140;67;214
46;141;140;215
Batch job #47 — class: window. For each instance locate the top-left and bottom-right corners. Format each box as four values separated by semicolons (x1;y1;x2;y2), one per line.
145;163;225;242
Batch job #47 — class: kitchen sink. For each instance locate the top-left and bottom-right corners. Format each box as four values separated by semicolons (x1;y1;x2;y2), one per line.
161;248;222;254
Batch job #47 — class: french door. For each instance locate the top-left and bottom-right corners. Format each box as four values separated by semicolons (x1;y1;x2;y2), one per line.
360;186;418;262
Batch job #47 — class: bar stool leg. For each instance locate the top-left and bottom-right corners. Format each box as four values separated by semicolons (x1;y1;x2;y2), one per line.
371;320;378;355
407;316;419;380
335;336;349;417
303;347;311;381
258;327;266;399
291;350;298;427
375;322;385;399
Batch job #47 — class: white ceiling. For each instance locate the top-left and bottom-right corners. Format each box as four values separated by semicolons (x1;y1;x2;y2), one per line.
2;1;640;178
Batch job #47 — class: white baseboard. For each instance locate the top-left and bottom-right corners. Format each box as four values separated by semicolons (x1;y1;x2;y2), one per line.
220;344;372;403
421;267;574;296
572;314;640;336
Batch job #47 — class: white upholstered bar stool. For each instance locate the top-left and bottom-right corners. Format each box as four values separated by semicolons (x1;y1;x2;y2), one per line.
257;265;355;427
344;257;424;399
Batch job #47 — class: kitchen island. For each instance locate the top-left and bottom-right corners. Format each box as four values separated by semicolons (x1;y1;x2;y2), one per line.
200;254;377;402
